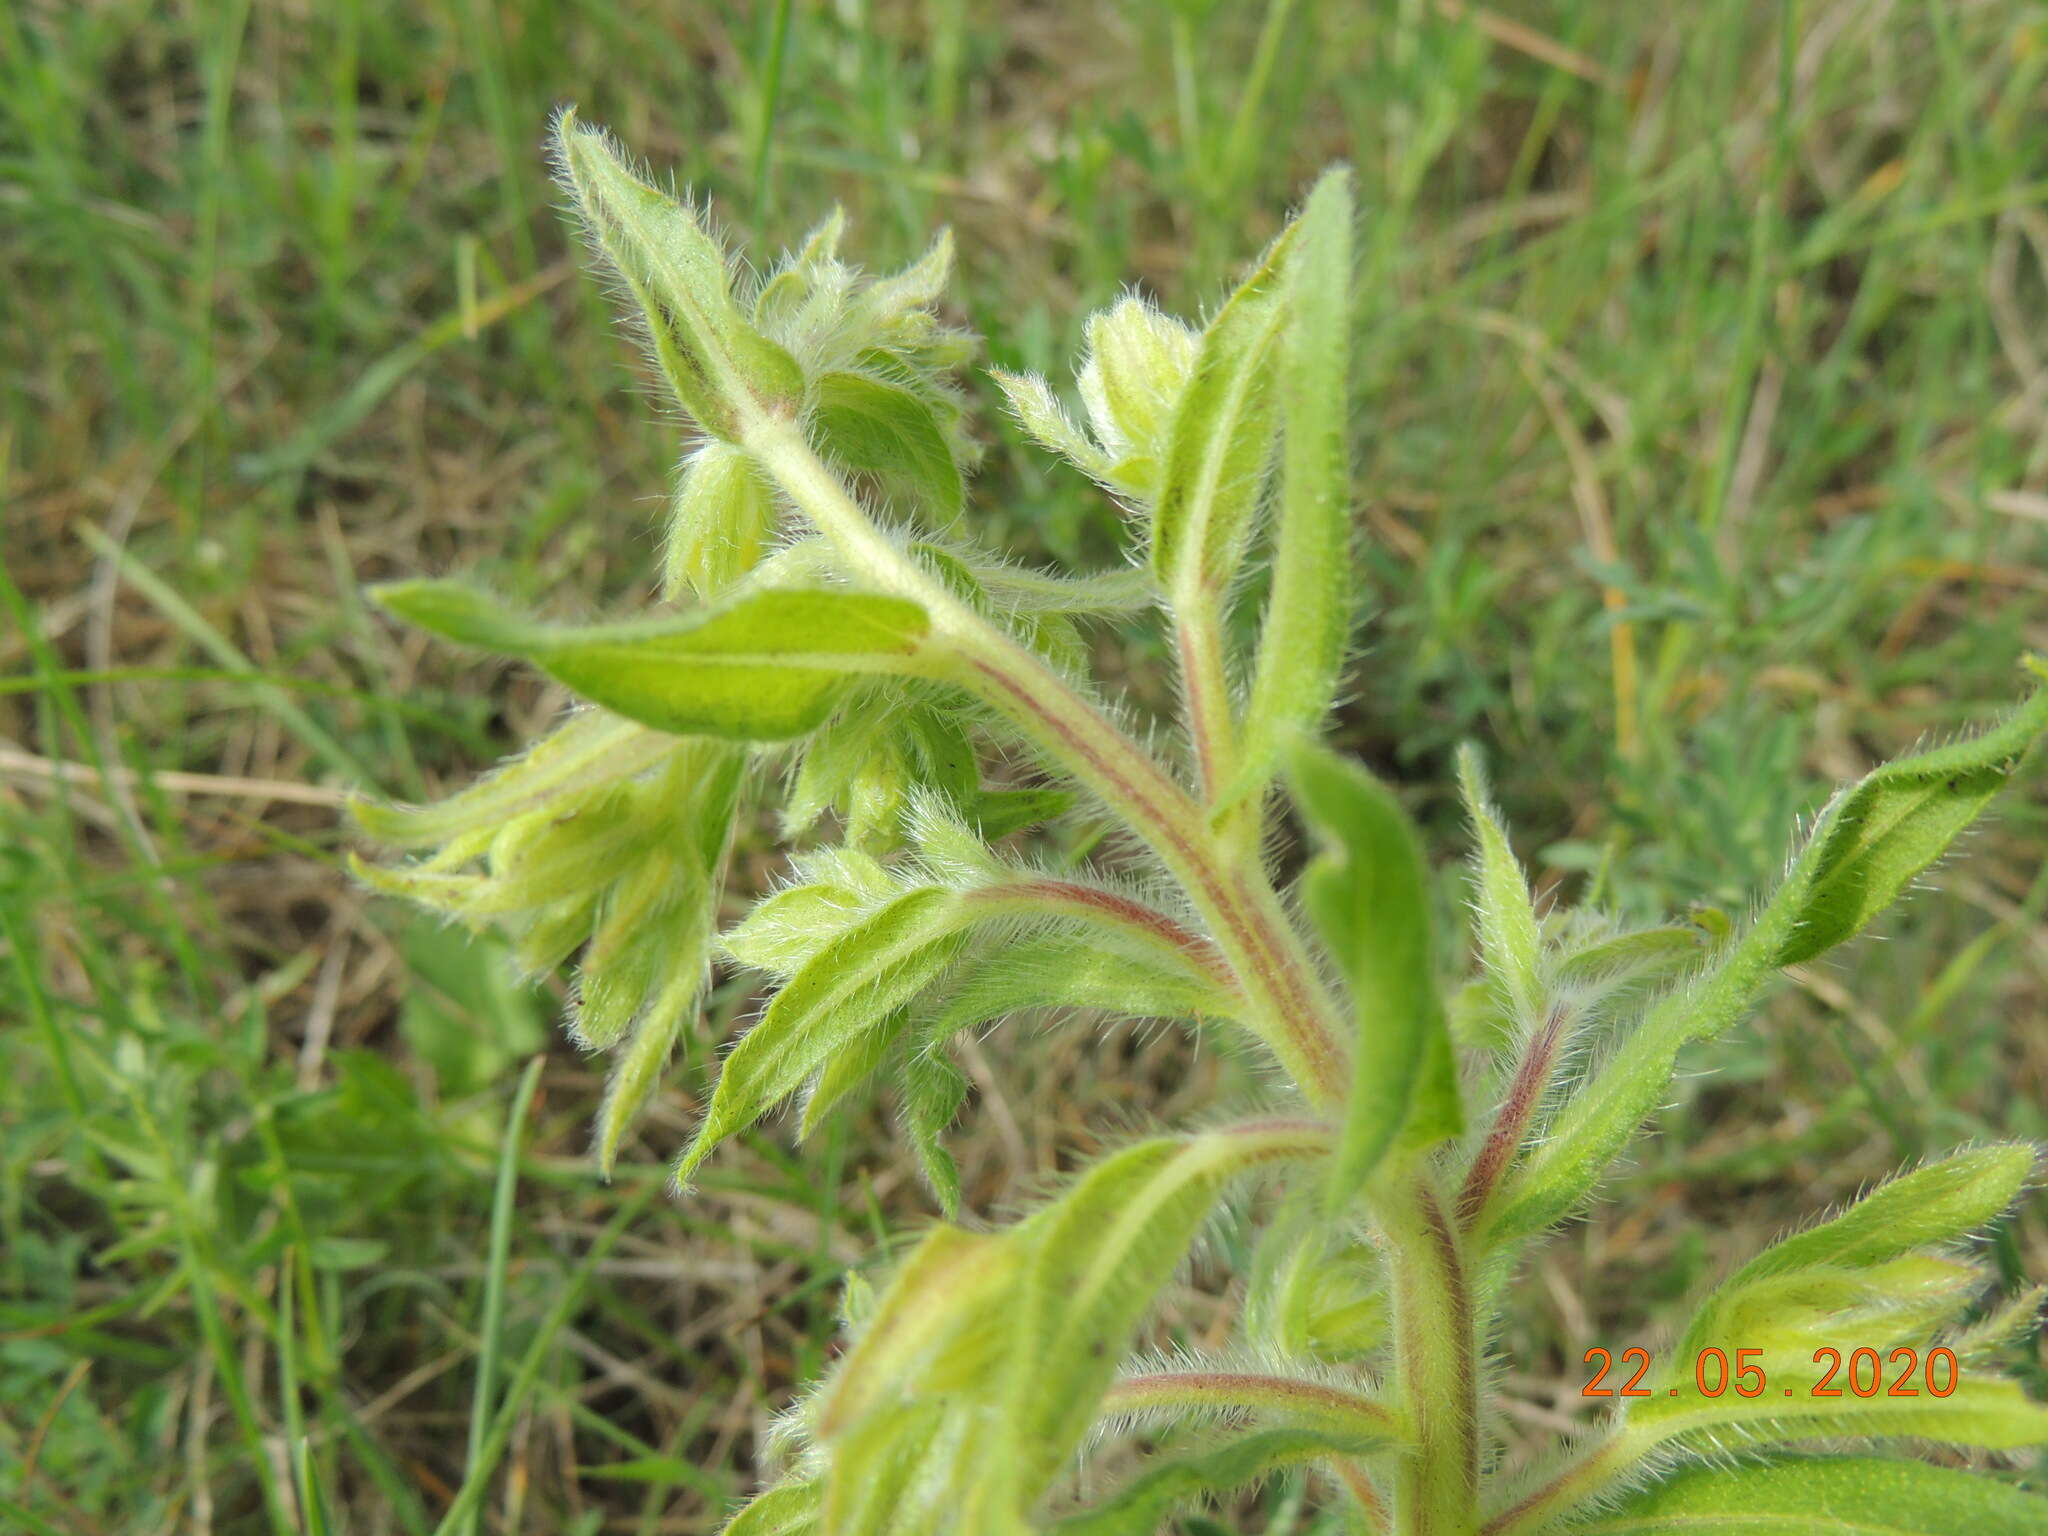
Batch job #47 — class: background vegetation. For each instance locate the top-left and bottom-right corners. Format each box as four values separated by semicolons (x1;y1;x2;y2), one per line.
3;1;2046;1531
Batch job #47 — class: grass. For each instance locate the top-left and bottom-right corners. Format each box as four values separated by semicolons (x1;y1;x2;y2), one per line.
3;0;2046;1530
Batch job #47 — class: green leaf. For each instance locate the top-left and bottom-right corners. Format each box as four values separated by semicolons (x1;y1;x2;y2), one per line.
1051;1429;1367;1536
722;881;876;977
350;711;668;850
1583;1456;2048;1534
1289;745;1462;1212
1229;169;1356;814
969;787;1073;840
1726;1144;2035;1287
553;110;803;439
927;932;1233;1041
819;1223;1024;1437
988;368;1117;486
1775;685;2048;964
1455;744;1544;1024
665;440;779;599
1004;1129;1329;1493
1554;923;1708;990
1491;688;2048;1246
1073;297;1200;496
812;371;964;521
373;582;931;741
720;1479;820;1535
676;888;970;1184
592;744;742;1174
900;1046;970;1216
1150;219;1297;593
801;1007;908;1135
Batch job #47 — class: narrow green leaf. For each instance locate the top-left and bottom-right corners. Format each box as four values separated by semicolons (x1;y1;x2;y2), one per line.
819;1223;1023;1436
1554;923;1707;989
1290;745;1461;1212
812;371;963;519
969;787;1073;839
373;582;931;741
1229;169;1356;814
665;440;779;599
1492;687;2048;1245
1052;1429;1367;1536
720;1478;821;1535
350;712;667;851
554;110;804;439
801;1007;908;1135
1150;221;1298;592
676;888;968;1184
1776;685;2048;964
1729;1144;2036;1287
1005;1129;1330;1492
722;881;875;976
1455;744;1544;1024
988;367;1117;485
1583;1456;2048;1534
900;1046;970;1216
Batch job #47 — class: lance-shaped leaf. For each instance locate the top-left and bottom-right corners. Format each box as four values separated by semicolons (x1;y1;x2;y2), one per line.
1491;688;2048;1245
676;888;971;1184
988;368;1118;487
1003;1127;1332;1495
1226;169;1356;816
1775;682;2048;964
350;711;669;851
720;1481;819;1536
899;1046;970;1216
1553;922;1708;991
373;581;931;742
1586;1457;2048;1536
1673;1144;2036;1360
589;744;744;1174
664;440;780;599
818;1223;1024;1437
1150;221;1297;593
1051;1429;1373;1536
553;110;803;439
1290;745;1462;1213
1455;745;1544;1024
1720;1144;2033;1291
812;371;963;521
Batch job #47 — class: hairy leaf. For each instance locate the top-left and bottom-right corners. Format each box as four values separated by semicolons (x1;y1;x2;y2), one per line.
1491;688;2047;1244
1052;1429;1369;1536
665;440;779;599
373;582;931;741
1582;1456;2048;1534
1776;685;2048;964
1455;745;1544;1024
677;887;969;1183
813;370;963;521
1290;745;1461;1211
553;110;804;439
720;1481;820;1536
350;712;669;850
1729;1144;2034;1287
1554;923;1708;990
1230;169;1356;813
899;1046;970;1216
1005;1129;1330;1492
1150;221;1297;592
988;368;1117;485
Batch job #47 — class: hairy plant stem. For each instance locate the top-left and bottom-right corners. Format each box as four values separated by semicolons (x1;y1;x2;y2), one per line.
1383;1173;1479;1536
741;408;1350;1106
